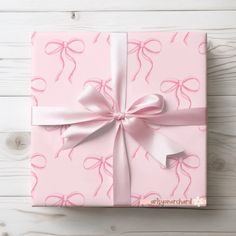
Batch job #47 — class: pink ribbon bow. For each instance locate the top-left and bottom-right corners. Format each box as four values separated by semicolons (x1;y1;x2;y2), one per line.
45;39;85;83
45;192;85;206
163;154;200;198
160;77;200;109
128;39;162;83
131;192;161;206
83;155;113;197
32;33;206;206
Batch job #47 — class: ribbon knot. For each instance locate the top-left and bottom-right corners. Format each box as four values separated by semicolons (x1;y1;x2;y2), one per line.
113;112;126;121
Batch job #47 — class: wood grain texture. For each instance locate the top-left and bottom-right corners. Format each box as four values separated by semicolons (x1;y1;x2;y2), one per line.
0;3;236;236
0;0;236;11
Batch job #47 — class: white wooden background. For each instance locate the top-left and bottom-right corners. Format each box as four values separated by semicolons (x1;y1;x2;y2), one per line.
0;0;236;235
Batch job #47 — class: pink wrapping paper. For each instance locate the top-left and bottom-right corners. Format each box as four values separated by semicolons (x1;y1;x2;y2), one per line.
31;32;207;207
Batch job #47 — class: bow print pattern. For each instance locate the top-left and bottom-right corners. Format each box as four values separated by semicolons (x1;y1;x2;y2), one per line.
83;78;114;108
128;39;162;83
83;155;113;197
160;77;200;109
93;32;110;44
132;126;161;160
45;192;85;206
31;77;47;106
31;32;37;46
131;192;161;206
31;153;47;197
132;144;149;160
170;32;190;45
45;39;85;83
198;41;207;55
31;171;38;197
44;125;75;160
162;154;200;198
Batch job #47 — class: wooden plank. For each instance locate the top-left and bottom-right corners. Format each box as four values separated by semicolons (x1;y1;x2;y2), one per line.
1;205;236;236
0;97;31;132
0;11;236;42
0;0;236;11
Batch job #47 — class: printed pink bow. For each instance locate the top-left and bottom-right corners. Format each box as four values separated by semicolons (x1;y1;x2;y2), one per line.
131;192;161;206
45;39;85;83
31;77;47;106
31;153;47;197
128;39;161;83
83;155;113;197
162;154;200;198
160;77;200;109
45;192;85;206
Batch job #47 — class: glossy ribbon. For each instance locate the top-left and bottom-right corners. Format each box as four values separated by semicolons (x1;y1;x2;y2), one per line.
32;33;206;206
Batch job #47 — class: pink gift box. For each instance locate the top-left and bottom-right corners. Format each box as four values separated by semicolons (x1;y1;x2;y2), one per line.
31;32;207;207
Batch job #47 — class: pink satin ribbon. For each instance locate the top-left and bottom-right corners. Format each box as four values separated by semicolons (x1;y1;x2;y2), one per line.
160;77;200;109
83;155;113;197
83;78;114;108
131;192;161;206
45;192;85;206
45;39;85;83
128;39;161;83
162;154;200;198
32;33;206;206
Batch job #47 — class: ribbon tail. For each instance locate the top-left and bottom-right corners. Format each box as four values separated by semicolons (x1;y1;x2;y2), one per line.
123;118;184;167
61;120;114;149
32;106;111;125
145;107;206;126
113;123;131;206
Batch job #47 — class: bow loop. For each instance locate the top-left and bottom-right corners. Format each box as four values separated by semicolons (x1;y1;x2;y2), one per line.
181;154;200;169
128;40;141;54
127;94;164;117
160;80;179;93
182;77;200;92
45;41;64;54
66;39;85;53
143;39;162;53
78;85;113;114
83;156;103;170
